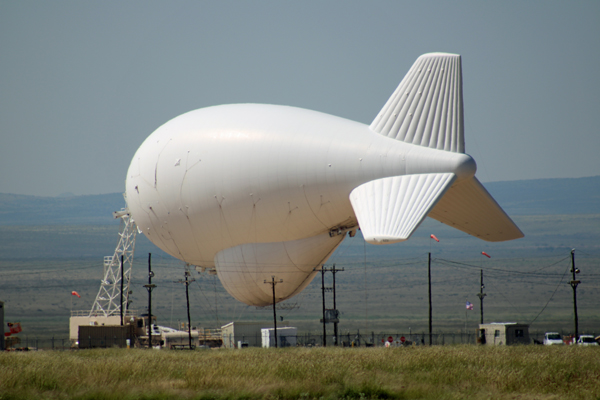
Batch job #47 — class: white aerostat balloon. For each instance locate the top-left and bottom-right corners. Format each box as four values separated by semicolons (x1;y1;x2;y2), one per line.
125;53;523;306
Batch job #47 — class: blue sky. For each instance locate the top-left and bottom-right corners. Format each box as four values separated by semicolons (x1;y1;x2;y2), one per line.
1;1;599;196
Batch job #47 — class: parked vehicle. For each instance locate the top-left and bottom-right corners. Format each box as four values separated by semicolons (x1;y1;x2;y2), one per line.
576;335;598;346
543;332;563;345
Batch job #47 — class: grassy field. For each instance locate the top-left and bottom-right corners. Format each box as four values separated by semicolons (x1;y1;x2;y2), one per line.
1;346;599;399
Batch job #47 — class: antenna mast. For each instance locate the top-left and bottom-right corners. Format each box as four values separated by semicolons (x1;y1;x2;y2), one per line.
89;206;137;317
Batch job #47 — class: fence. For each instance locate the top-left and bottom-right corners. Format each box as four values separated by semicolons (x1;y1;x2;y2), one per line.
233;332;480;347
5;336;72;351
2;332;554;350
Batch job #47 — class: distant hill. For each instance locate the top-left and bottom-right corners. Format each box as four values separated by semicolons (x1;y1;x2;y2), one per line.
485;175;600;215
0;176;598;225
0;192;125;225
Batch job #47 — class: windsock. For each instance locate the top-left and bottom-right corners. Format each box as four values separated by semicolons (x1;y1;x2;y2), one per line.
430;234;439;242
481;251;491;258
71;291;81;298
8;322;22;334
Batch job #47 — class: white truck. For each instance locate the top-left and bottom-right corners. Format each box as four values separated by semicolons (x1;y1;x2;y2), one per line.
576;335;598;346
543;332;563;345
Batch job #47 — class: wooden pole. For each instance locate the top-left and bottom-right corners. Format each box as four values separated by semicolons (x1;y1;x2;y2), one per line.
144;253;156;349
271;276;278;348
428;253;432;346
570;249;579;342
321;267;326;347
479;269;485;324
120;255;124;326
185;271;192;349
333;265;338;346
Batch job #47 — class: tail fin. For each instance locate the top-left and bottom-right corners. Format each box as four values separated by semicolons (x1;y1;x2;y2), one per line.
370;53;464;153
356;53;523;243
428;177;524;242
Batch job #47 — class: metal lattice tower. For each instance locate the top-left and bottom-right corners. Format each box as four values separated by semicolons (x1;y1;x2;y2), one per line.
89;208;137;317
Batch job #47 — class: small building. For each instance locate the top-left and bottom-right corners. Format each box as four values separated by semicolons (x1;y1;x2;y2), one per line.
78;324;136;348
221;322;266;348
261;327;298;348
69;310;147;345
479;322;530;345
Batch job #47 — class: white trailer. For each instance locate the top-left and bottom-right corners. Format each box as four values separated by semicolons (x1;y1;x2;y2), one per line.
221;322;265;348
261;327;297;348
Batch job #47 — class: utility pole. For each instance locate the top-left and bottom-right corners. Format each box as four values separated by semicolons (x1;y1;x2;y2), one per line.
174;268;196;349
476;269;486;324
428;234;439;346
332;265;339;346
184;270;193;349
264;276;282;348
143;253;156;349
570;249;580;342
428;253;432;346
320;265;343;347
120;255;124;326
321;267;326;347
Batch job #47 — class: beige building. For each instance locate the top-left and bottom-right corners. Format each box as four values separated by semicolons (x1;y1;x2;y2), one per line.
479;322;530;345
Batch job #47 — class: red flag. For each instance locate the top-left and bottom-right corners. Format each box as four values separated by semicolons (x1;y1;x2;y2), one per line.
71;291;81;298
482;251;491;258
8;322;22;334
430;234;439;242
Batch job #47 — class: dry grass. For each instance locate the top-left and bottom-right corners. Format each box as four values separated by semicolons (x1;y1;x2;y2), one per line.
0;345;599;399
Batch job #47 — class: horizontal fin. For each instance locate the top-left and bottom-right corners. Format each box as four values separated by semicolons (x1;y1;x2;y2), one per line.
370;53;465;153
428;177;524;242
349;173;456;244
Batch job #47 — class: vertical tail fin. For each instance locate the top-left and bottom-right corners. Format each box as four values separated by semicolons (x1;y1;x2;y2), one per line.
370;53;464;153
363;53;523;243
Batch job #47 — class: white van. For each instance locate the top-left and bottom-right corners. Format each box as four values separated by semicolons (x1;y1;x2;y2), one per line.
543;332;563;345
576;335;598;346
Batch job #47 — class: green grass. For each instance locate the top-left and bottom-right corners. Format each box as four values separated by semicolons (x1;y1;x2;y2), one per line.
0;346;599;399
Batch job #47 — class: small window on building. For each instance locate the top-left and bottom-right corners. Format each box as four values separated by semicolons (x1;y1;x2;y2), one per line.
515;329;524;338
494;330;500;337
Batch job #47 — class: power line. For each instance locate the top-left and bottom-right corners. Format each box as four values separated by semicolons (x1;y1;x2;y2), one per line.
529;264;571;325
434;257;571;277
